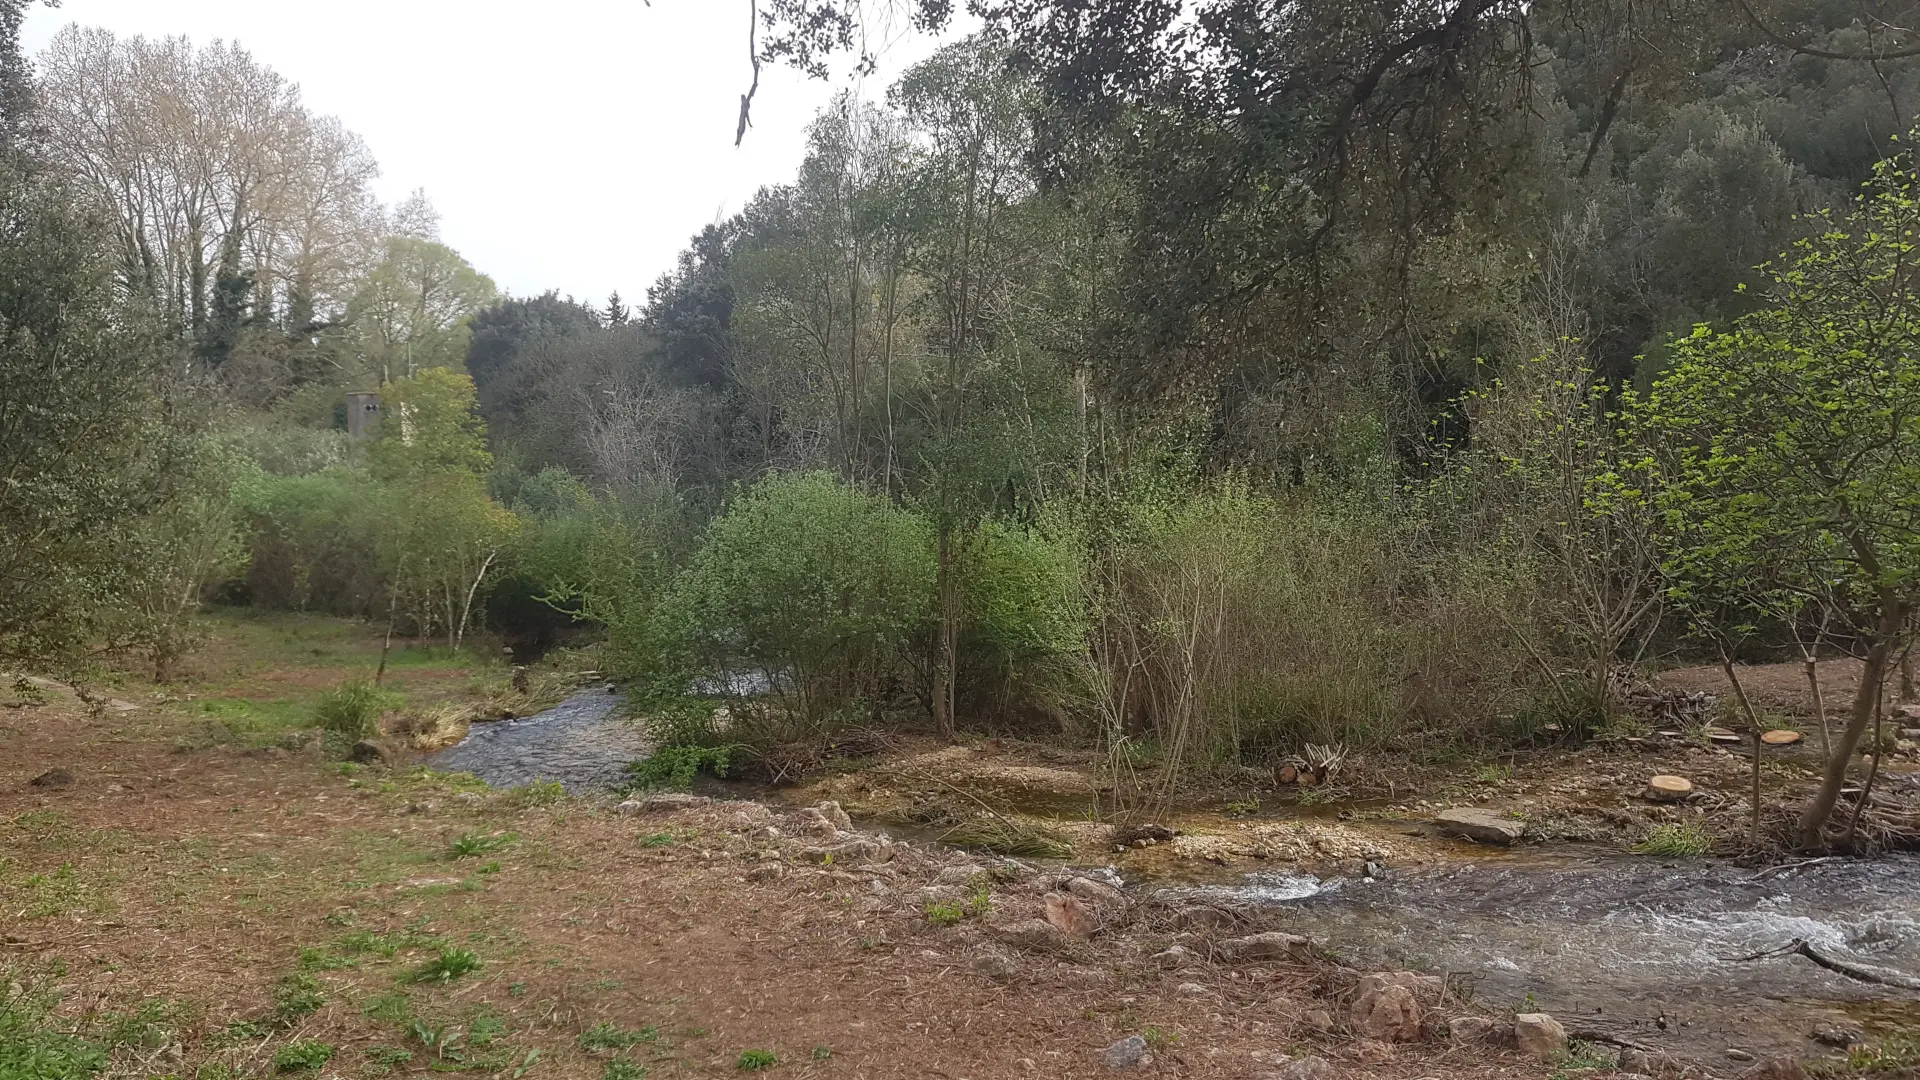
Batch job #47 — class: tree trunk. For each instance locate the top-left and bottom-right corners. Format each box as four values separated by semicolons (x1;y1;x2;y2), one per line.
1798;603;1906;849
933;524;957;741
375;604;396;686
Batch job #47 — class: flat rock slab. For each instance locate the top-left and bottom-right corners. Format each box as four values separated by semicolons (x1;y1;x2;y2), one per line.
1433;808;1524;845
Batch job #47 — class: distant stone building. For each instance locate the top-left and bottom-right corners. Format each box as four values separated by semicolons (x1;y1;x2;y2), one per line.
345;392;381;438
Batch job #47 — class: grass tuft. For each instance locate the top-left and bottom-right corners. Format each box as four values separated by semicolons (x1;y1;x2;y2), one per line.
736;1048;779;1071
1631;822;1712;857
405;947;482;985
939;816;1071;859
273;1038;335;1073
313;680;395;739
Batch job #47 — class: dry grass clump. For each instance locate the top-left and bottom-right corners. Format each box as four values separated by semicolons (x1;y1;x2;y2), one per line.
391;702;477;750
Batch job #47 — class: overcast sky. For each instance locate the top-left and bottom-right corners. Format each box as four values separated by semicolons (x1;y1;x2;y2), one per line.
22;0;954;305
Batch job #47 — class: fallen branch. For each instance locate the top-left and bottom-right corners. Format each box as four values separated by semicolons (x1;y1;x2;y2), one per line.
1748;856;1838;881
1725;937;1920;990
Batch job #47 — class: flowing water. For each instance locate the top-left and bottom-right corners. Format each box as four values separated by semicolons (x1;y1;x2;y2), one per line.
425;687;649;793
426;691;1919;1058
1144;851;1920;1058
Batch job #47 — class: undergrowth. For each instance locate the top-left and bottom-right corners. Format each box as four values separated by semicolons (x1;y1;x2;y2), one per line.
626;745;732;792
1631;822;1712;858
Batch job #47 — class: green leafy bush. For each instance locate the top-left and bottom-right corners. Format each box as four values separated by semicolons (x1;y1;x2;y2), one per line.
625;745;731;792
662;471;935;720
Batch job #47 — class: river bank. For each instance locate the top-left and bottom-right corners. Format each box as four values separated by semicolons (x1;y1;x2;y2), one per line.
4;611;1917;1078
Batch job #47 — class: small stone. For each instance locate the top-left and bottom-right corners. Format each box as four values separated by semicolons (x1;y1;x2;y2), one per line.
1103;1034;1148;1069
1513;1013;1567;1060
1725;1049;1757;1063
1811;1023;1862;1047
1265;1057;1336;1080
452;791;482;805
936;863;985;885
1302;1009;1335;1032
972;952;1018;981
28;767;74;788
1151;945;1197;969
404;801;435;815
1216;931;1313;963
1350;1040;1396;1064
994;919;1066;951
790;807;838;837
1448;1016;1497;1045
745;864;783;883
348;740;386;764
1349;983;1421;1042
1067;875;1126;909
1433;807;1524;845
1176;981;1208;995
815;800;853;831
1735;1057;1805;1080
1044;892;1098;938
1174;905;1234;930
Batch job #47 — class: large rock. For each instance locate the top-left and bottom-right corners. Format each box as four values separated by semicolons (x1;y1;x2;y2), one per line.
1355;971;1445;1002
815;800;853;831
1174;905;1235;931
1513;1013;1567;1060
1044;892;1098;938
1103;1035;1148;1070
1447;1016;1499;1046
1263;1057;1337;1080
1433;808;1524;846
1067;876;1127;914
348;740;387;764
994;918;1066;951
789;807;839;838
1216;931;1313;963
1349;983;1422;1043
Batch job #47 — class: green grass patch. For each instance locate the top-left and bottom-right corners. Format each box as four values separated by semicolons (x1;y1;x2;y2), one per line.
0;983;107;1080
1631;823;1712;858
604;1062;649;1080
938;817;1071;859
626;745;732;792
272;1038;334;1073
272;972;325;1023
509;779;567;808
313;680;397;740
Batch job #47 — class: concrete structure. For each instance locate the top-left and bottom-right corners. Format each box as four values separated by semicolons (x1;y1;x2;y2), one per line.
345;392;382;438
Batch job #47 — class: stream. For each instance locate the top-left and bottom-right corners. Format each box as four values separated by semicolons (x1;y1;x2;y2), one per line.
427;690;1920;1061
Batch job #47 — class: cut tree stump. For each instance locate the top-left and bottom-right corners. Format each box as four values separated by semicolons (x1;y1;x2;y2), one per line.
1646;775;1694;802
1760;730;1802;747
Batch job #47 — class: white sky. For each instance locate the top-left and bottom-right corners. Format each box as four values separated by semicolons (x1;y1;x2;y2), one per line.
22;0;954;305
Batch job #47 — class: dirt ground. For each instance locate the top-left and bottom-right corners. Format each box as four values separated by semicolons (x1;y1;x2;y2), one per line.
1;612;1579;1080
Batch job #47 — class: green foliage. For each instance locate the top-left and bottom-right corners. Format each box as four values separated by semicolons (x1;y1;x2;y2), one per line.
272;1039;334;1073
625;746;731;791
313;680;394;739
603;1062;649;1080
662;471;935;718
405;948;482;985
735;1049;778;1071
0;982;107;1080
509;779;567;808
272;972;325;1023
1630;823;1713;858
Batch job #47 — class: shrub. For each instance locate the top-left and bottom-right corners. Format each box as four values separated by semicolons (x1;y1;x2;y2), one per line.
662;471;935;722
625;745;731;792
313;680;393;739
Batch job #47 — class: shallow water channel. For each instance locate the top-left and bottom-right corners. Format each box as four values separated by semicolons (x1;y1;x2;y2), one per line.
1155;852;1920;1058
429;691;1920;1060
